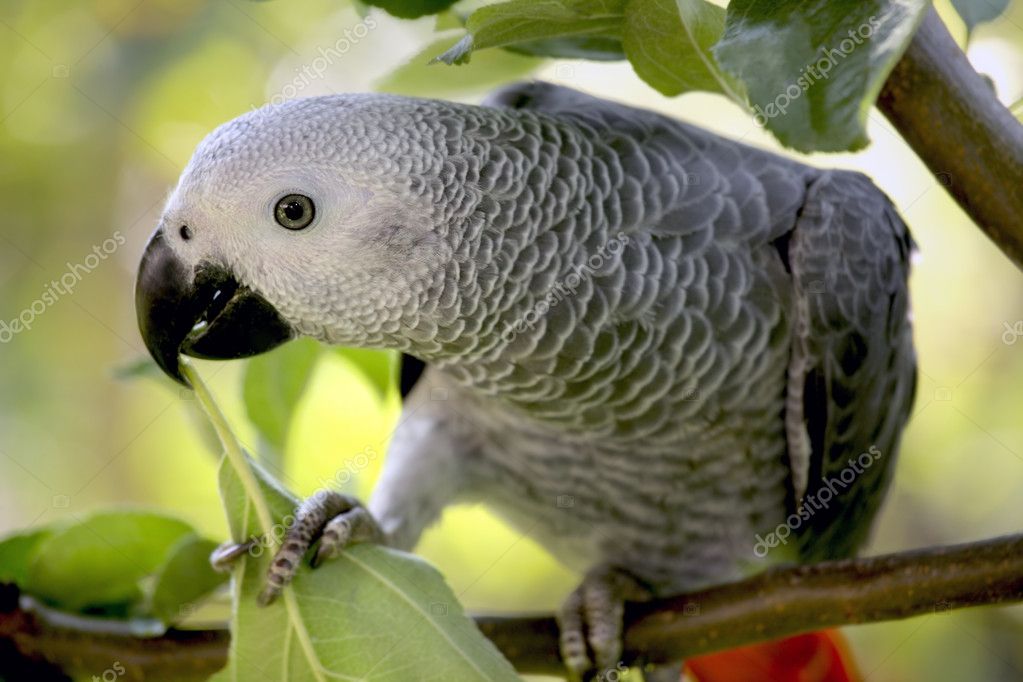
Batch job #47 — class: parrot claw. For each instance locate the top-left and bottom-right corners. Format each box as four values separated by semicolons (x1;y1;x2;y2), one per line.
209;538;257;573
556;566;651;681
258;491;383;606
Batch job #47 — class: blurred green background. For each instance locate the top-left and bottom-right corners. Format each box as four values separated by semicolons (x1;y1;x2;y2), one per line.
1;0;1021;679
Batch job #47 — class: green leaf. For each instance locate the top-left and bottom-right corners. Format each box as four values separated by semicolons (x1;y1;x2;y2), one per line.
243;338;321;454
623;0;745;101
213;453;521;682
714;0;929;152
0;528;53;585
951;0;1010;35
335;347;396;399
149;534;228;625
377;35;544;97
436;0;627;65
23;510;194;611
363;0;460;19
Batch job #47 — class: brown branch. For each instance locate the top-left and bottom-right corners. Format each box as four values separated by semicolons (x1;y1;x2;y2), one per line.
877;7;1023;270
3;535;1021;679
482;534;1023;674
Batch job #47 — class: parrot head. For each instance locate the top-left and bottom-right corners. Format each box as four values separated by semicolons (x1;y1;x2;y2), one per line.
135;95;456;384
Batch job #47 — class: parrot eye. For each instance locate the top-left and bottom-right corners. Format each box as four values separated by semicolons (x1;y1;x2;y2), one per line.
274;194;315;230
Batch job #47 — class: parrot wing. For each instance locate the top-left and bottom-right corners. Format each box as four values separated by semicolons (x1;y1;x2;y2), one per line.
786;170;917;561
485;81;916;561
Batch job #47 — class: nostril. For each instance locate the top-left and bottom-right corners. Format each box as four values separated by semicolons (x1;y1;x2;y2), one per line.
179;225;193;241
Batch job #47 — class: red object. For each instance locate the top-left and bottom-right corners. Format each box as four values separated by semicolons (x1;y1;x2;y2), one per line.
683;630;862;682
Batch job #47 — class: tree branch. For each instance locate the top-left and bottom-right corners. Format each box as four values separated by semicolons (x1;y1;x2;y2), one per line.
877;7;1023;270
3;535;1021;679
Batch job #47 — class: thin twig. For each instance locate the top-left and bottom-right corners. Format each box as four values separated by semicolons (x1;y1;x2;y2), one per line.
878;7;1023;270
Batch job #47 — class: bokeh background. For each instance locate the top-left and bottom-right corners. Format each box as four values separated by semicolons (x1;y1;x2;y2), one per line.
1;0;1022;679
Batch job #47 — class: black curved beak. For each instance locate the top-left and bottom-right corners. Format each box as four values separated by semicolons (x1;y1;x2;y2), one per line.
135;229;294;386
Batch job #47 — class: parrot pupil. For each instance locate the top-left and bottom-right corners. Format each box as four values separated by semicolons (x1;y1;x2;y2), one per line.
284;202;303;220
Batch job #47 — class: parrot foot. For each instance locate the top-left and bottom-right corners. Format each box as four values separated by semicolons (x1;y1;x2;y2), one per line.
557;565;652;681
258;491;382;605
206;492;382;605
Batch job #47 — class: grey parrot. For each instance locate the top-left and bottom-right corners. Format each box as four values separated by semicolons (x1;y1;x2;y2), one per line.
135;82;916;678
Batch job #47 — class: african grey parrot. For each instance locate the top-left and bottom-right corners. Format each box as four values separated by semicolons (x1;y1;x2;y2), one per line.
135;81;916;678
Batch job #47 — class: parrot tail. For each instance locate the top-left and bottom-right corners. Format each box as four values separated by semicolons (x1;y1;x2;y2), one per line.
683;630;862;682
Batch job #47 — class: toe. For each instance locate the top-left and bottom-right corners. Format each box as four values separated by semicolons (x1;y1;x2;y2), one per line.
582;582;625;674
558;567;652;680
260;539;306;605
557;588;592;680
312;506;382;567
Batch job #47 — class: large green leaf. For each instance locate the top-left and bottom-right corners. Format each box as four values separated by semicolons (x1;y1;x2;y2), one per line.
23;510;194;611
0;528;53;585
377;35;543;97
212;454;520;682
714;0;929;152
623;0;745;101
149;534;228;625
243;338;321;454
437;0;627;65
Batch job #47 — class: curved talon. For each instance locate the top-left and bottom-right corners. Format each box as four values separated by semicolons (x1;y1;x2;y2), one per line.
557;587;592;679
312;506;383;567
210;538;256;573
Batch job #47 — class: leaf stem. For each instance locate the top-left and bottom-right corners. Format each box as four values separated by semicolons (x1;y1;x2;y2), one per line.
180;361;275;539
